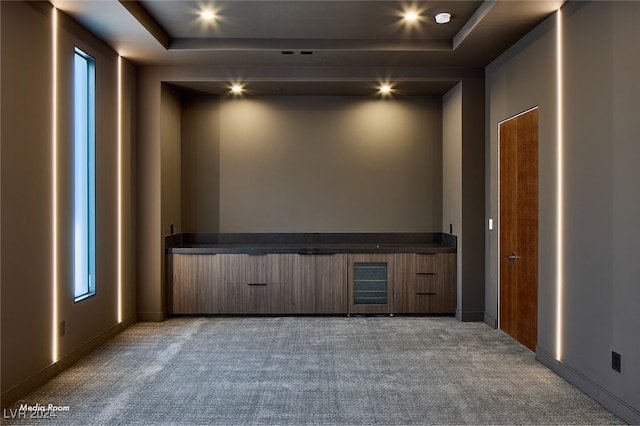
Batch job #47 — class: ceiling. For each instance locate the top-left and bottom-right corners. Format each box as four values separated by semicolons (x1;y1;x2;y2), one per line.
50;0;565;96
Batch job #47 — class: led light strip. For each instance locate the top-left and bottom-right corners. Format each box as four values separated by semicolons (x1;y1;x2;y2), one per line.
51;6;59;363
117;56;123;323
556;8;564;362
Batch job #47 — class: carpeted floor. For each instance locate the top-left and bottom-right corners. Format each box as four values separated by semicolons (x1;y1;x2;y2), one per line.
3;316;624;425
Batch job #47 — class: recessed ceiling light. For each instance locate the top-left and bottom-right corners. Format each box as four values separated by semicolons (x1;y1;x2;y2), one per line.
404;11;419;22
200;11;215;20
379;85;392;95
231;85;243;94
435;12;451;24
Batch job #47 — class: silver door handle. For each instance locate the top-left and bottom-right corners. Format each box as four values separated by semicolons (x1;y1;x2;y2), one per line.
507;252;520;262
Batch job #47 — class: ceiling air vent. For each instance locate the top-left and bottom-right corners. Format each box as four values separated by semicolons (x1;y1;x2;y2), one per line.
281;51;294;55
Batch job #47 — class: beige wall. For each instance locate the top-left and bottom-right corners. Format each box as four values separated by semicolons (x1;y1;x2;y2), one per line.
135;69;162;321
486;2;640;422
459;78;486;322
161;84;182;237
121;54;137;323
442;84;462;237
1;2;137;406
178;93;447;234
181;96;221;232
442;83;463;315
442;79;485;321
214;96;442;232
1;1;53;400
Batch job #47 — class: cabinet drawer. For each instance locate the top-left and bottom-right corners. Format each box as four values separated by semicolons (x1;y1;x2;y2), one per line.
220;254;292;314
225;282;289;314
396;253;440;274
395;291;455;314
394;253;456;314
221;253;291;284
395;271;441;294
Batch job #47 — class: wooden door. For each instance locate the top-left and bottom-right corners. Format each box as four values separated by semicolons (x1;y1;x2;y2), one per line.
499;108;538;351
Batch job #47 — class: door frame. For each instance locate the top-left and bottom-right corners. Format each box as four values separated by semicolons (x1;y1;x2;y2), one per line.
497;105;539;330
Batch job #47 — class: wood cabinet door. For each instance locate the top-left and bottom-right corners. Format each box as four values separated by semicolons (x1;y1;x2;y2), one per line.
257;254;292;314
222;254;292;314
394;253;456;314
291;255;316;314
315;254;347;314
168;254;198;314
347;253;394;315
292;254;347;314
168;254;224;314
196;254;223;314
219;254;246;314
244;282;288;314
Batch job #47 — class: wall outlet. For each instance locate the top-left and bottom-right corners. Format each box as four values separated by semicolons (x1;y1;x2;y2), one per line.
612;351;621;372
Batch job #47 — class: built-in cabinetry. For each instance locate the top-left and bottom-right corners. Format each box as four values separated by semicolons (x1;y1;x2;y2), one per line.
394;253;456;314
223;254;292;314
168;253;348;315
168;251;455;316
168;254;222;314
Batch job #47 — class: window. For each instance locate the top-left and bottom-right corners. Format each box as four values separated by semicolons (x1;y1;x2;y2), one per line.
73;47;96;302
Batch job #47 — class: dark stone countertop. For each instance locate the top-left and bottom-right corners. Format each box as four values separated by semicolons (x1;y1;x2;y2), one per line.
165;233;457;255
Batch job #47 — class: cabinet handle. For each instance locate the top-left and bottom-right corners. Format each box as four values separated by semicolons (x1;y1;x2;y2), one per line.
248;283;267;286
416;272;436;275
416;292;436;295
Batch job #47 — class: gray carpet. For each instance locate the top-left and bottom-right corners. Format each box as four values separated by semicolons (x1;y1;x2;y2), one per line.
4;317;624;425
